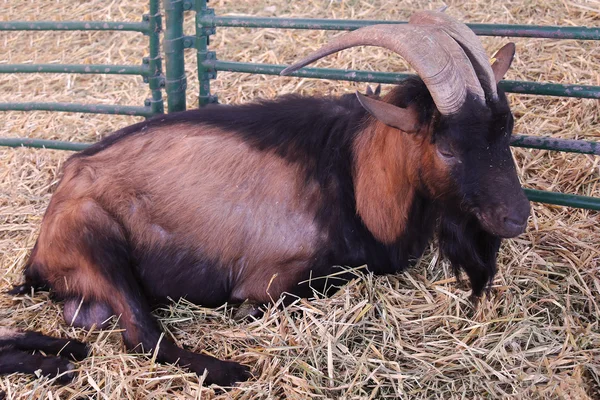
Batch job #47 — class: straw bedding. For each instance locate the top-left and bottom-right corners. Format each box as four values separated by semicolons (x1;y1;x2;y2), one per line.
0;0;599;398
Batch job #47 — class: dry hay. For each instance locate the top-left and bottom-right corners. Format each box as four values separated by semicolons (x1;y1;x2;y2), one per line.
1;0;599;399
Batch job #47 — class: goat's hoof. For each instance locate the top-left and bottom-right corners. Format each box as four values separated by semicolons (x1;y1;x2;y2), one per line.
61;340;91;361
39;357;76;384
206;360;252;386
7;284;30;295
55;362;76;384
233;302;263;321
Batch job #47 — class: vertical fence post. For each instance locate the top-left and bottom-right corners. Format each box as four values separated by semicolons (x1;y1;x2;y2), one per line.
196;0;217;106
164;0;187;112
145;0;165;115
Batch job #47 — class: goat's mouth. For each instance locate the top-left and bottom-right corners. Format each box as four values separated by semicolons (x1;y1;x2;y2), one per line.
475;210;528;238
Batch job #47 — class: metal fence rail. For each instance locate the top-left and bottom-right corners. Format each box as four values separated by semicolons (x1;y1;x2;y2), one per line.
0;0;164;120
204;61;600;99
196;15;600;40
0;102;153;117
0;21;149;32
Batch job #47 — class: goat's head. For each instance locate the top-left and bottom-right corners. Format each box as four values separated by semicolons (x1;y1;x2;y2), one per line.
282;11;530;239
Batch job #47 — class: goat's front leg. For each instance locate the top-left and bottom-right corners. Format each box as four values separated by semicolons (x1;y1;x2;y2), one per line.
109;287;252;386
0;328;89;361
0;348;76;383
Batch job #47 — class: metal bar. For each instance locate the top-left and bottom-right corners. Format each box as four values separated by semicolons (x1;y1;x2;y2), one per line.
0;102;154;117
0;21;149;33
198;16;600;40
146;0;165;115
467;24;600;40
510;135;599;155
196;0;217;106
501;80;600;99
209;59;412;82
4;134;597;157
524;189;600;210
207;60;600;99
164;0;187;112
0;64;148;75
0;138;90;151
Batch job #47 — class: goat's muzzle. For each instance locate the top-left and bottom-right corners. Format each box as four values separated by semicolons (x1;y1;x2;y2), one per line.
476;195;531;238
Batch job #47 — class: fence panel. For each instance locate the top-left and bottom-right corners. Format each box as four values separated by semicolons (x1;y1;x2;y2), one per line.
0;0;164;150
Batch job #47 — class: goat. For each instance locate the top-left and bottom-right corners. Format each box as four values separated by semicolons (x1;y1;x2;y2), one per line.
0;327;88;382
7;11;530;386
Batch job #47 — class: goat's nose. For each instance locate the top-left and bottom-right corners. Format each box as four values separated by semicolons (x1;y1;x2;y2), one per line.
503;215;527;232
500;201;530;235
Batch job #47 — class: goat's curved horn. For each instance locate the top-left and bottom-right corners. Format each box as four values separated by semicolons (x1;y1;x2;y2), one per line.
280;24;484;115
409;11;498;100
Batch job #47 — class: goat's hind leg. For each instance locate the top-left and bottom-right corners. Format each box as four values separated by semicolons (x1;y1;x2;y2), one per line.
7;245;49;296
32;198;250;386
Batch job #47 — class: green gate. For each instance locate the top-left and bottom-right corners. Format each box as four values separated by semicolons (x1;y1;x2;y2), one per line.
0;0;164;151
1;0;599;210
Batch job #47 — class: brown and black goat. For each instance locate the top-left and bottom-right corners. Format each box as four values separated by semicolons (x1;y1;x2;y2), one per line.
7;11;530;386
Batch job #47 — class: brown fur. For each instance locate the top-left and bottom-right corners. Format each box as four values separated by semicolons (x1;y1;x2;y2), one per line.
32;198;126;301
353;110;450;244
41;125;325;304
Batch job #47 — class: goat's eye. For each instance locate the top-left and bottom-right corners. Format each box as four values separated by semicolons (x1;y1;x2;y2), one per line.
437;148;455;160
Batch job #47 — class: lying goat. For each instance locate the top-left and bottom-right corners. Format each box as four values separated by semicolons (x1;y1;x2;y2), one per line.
7;11;530;385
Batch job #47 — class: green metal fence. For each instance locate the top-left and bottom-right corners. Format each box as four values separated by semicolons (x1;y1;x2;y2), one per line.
0;0;164;128
1;0;599;210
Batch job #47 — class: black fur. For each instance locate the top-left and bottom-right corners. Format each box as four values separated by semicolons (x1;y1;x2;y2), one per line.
0;329;89;383
0;331;89;361
135;245;231;308
439;212;501;297
0;350;75;383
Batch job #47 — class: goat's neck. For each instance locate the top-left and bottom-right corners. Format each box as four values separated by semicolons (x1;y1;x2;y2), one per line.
352;121;419;244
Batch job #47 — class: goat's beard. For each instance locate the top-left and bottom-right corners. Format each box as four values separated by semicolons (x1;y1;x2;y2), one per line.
437;211;501;298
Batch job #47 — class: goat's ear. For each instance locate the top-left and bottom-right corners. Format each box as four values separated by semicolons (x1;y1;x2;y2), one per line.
355;91;420;133
491;43;516;84
364;84;382;97
374;84;381;97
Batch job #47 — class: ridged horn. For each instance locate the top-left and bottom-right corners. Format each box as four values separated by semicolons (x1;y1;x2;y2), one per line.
280;24;484;115
409;10;498;100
